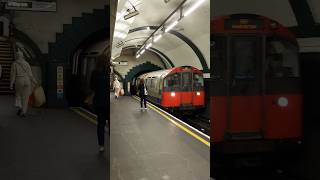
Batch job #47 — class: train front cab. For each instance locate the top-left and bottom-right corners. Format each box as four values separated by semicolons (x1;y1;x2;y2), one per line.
161;67;205;110
210;15;302;156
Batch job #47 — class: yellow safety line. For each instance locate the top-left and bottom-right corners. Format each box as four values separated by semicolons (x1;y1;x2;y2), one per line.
133;96;210;147
70;107;97;125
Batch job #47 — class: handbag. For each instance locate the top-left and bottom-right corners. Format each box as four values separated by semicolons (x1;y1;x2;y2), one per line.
33;86;46;107
144;85;148;96
84;93;94;105
120;88;124;96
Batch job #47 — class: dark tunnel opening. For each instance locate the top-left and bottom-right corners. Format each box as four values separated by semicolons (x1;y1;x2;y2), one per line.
66;29;109;107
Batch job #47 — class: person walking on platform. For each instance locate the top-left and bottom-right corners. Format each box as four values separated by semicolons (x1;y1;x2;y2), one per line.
138;79;148;109
90;56;108;152
10;49;37;117
113;77;121;98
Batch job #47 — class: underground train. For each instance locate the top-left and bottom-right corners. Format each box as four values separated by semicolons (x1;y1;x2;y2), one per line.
211;14;302;155
135;66;205;111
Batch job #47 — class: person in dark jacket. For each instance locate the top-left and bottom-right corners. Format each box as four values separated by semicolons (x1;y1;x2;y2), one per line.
138;79;147;109
90;56;108;152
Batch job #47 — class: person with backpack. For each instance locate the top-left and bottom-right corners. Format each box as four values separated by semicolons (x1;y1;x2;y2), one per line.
10;49;37;117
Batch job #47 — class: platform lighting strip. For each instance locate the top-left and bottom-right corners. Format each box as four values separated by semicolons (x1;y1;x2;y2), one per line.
135;0;206;58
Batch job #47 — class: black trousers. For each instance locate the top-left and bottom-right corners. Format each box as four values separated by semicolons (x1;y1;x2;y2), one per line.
95;106;108;146
140;95;147;108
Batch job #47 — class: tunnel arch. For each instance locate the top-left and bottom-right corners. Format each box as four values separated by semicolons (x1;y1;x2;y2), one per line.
122;61;162;95
128;26;209;73
122;45;174;68
47;6;109;63
13;28;43;64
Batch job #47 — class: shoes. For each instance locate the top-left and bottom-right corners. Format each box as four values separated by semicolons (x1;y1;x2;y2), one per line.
20;113;26;118
99;146;105;152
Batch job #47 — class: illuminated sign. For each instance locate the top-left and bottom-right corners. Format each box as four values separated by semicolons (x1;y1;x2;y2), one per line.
4;0;57;12
225;18;263;30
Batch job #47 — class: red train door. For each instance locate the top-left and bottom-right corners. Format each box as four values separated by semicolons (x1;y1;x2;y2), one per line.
180;72;193;106
225;35;264;140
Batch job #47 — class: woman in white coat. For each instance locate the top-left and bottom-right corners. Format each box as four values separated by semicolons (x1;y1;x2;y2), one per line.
113;77;121;98
10;50;37;117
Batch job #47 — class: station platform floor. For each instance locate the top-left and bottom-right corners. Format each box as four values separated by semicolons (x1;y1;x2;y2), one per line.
110;93;210;180
0;95;108;180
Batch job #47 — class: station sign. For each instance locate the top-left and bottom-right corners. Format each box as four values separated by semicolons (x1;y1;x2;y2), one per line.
113;61;128;66
3;0;57;12
56;66;63;99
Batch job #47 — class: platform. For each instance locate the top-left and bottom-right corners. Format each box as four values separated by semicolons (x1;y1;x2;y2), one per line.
0;95;108;180
110;93;210;180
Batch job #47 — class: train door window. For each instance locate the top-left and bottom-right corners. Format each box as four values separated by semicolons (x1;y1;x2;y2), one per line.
181;72;192;91
193;73;204;91
232;38;256;79
164;73;180;91
212;36;226;79
266;39;299;78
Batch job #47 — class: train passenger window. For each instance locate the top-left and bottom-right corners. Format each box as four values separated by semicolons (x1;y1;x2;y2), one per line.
163;74;180;91
181;72;192;91
266;39;299;78
194;74;204;91
232;40;256;79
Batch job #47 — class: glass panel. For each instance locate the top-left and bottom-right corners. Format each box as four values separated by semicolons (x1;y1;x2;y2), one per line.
232;39;256;79
266;39;299;78
181;72;192;91
193;73;204;91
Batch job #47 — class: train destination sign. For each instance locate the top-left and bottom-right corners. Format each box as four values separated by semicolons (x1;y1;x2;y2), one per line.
4;0;57;12
225;18;263;30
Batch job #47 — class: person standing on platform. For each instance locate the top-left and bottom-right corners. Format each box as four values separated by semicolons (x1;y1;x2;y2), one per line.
90;56;108;152
138;79;147;109
9;49;37;117
113;77;121;98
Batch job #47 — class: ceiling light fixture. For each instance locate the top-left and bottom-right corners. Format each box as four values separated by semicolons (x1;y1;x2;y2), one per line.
135;0;188;57
153;34;162;42
183;0;206;17
165;20;179;32
146;43;152;49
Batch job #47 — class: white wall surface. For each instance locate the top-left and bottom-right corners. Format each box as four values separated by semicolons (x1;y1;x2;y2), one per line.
13;0;108;53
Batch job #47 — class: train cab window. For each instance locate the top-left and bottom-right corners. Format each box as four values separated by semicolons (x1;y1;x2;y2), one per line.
164;73;180;91
193;73;204;91
212;37;225;79
232;40;256;79
266;40;299;78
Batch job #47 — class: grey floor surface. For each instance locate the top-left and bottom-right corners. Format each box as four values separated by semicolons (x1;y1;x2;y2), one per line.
0;95;108;180
110;93;210;180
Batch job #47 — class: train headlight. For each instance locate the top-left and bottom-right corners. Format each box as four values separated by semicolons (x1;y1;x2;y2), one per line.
278;97;288;107
196;92;201;96
171;92;176;97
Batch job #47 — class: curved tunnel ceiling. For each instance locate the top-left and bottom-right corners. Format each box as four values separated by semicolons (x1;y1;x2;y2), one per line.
112;0;210;72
